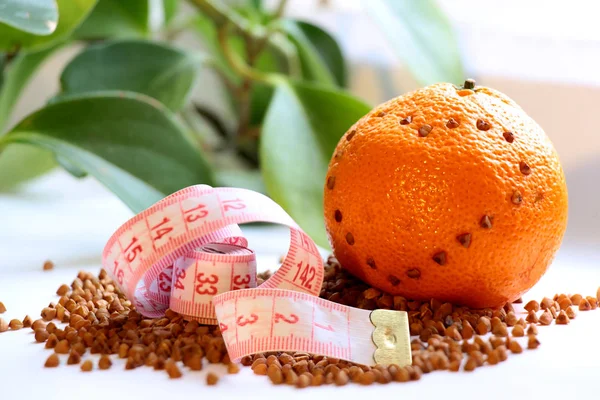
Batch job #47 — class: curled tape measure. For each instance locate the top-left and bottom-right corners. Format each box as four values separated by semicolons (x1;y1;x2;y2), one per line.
102;185;411;367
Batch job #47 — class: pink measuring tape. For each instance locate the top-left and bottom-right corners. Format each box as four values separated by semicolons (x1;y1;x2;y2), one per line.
102;185;411;367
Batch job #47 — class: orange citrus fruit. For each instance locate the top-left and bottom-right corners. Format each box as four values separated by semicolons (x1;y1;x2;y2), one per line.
323;80;568;309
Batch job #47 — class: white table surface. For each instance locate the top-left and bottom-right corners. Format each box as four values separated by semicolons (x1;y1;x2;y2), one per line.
1;171;600;400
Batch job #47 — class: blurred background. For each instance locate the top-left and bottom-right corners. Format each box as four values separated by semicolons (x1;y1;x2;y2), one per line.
1;0;598;272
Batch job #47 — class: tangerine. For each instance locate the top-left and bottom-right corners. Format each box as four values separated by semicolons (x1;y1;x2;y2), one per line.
323;81;568;308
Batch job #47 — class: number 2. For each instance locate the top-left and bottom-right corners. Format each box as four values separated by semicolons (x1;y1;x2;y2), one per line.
274;313;299;324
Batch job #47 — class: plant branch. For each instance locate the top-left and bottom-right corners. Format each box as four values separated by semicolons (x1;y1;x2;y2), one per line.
217;23;271;85
273;0;289;19
235;36;257;142
252;0;288;60
187;0;292;74
187;0;266;39
189;0;289;167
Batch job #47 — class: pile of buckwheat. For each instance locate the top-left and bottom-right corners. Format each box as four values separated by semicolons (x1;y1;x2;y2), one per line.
0;256;599;388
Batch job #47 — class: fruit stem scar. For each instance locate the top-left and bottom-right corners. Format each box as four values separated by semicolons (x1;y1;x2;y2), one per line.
463;79;476;89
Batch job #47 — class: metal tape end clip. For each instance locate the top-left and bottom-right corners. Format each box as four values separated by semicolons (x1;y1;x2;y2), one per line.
369;309;412;367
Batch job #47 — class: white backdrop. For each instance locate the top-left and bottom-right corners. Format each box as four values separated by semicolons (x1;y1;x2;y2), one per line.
1;2;599;398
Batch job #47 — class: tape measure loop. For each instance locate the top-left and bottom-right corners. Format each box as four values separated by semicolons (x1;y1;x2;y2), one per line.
102;185;322;316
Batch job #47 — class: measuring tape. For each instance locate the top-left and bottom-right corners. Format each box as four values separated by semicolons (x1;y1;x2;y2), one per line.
102;185;411;367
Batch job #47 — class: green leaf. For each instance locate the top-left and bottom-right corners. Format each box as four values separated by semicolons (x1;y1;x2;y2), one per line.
55;154;87;178
0;55;5;87
0;43;61;131
74;0;150;39
0;0;58;35
0;144;55;190
260;80;371;248
249;0;262;11
61;142;165;211
72;149;165;212
364;0;465;86
0;0;96;51
248;83;273;126
0;44;63;190
1;91;215;212
288;20;346;87
280;19;337;87
60;40;205;111
163;0;179;25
